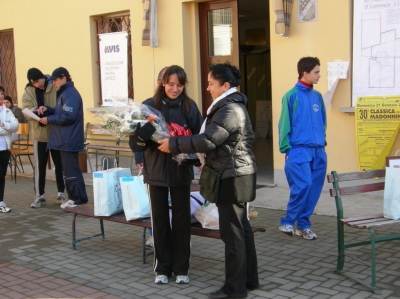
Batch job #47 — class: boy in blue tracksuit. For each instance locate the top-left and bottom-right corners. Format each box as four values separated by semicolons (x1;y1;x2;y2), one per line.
278;57;327;240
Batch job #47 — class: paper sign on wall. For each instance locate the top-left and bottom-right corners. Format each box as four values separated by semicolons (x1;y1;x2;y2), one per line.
323;61;349;109
99;32;129;106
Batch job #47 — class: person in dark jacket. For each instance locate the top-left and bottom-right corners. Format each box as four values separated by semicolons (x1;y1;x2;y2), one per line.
158;63;259;299
129;65;203;285
135;66;168;248
37;67;88;209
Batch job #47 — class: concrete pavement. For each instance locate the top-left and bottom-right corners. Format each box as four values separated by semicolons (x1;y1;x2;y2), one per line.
1;159;399;298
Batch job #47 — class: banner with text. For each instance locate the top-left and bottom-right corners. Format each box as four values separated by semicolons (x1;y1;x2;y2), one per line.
355;95;400;171
99;32;128;106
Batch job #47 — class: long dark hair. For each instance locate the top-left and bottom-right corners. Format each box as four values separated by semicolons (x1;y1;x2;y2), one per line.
209;63;241;88
153;65;191;113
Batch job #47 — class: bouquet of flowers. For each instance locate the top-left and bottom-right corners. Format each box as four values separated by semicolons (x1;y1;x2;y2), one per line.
93;100;203;165
92;100;170;142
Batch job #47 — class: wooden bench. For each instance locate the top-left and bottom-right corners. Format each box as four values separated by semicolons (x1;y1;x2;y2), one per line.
63;203;266;264
326;169;400;294
84;122;134;172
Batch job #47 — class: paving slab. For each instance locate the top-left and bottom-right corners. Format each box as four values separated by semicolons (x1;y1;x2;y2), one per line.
1;162;399;298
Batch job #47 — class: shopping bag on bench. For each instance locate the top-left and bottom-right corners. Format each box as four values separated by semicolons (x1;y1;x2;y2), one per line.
120;175;150;221
190;191;207;223
93;168;132;216
193;202;219;230
383;167;400;220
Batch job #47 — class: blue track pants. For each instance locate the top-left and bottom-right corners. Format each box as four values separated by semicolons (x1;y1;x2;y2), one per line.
281;147;327;230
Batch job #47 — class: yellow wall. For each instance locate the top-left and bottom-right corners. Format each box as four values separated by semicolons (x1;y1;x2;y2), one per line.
0;0;202;124
269;0;357;173
1;0;377;176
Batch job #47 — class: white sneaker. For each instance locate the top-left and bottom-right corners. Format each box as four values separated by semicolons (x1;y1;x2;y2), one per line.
295;228;317;240
155;275;168;284
279;224;294;236
61;200;76;209
176;275;189;284
0;201;11;213
146;236;154;247
57;192;68;204
31;195;46;208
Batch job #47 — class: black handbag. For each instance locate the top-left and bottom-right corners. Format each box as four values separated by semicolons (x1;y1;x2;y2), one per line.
199;133;243;203
199;165;221;203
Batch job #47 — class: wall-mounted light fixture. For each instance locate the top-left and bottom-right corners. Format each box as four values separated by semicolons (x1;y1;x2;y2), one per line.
273;0;294;37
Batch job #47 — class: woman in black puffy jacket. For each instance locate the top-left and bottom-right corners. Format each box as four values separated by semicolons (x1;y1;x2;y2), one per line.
129;65;203;285
158;63;258;299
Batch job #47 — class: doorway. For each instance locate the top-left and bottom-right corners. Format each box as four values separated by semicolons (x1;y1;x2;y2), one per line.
199;0;274;185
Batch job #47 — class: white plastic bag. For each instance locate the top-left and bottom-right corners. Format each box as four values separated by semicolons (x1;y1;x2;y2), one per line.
190;192;207;223
193;202;219;230
93;168;132;216
120;175;151;221
383;167;400;220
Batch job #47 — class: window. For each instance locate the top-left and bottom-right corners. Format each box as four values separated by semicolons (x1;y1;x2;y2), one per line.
0;30;17;103
95;14;133;105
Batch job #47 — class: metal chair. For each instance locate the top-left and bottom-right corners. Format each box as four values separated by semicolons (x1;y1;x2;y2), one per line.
10;123;34;183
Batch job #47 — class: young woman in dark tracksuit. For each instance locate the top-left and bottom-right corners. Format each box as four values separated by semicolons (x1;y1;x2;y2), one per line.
129;65;203;285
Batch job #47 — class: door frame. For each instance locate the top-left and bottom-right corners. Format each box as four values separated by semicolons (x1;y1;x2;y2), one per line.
199;0;239;117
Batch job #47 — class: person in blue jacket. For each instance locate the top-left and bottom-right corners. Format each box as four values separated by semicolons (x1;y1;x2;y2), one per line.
278;57;327;240
37;67;88;209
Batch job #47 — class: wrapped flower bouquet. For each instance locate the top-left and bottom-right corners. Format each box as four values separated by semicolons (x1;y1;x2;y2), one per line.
93;100;170;142
93;100;202;165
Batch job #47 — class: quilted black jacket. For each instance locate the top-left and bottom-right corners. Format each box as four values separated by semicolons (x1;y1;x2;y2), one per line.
169;92;256;179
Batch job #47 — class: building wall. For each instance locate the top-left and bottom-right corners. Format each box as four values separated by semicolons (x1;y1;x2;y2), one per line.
0;0;202;124
269;0;359;185
1;0;385;184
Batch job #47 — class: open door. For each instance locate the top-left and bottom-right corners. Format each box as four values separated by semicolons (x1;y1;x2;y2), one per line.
199;0;239;117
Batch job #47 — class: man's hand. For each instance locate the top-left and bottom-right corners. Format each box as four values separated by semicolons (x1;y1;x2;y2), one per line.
39;117;48;125
158;139;171;153
36;106;47;115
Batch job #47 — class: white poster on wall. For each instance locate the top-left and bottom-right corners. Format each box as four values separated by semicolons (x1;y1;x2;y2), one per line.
99;32;128;106
352;1;400;106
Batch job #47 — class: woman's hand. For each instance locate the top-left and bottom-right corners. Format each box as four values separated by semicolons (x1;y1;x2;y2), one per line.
158;139;171;153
